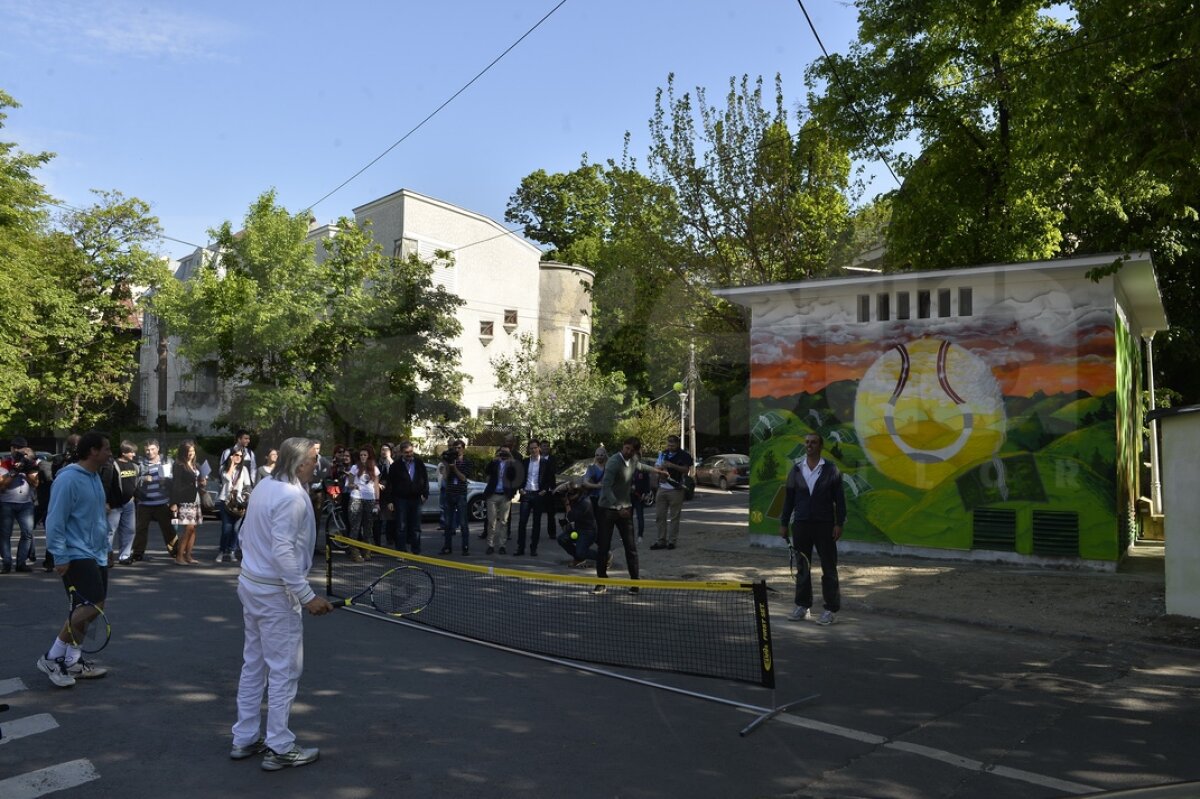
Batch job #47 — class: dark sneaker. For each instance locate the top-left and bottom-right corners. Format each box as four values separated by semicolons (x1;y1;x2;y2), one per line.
230;738;267;760
498;546;507;555
36;655;75;688
261;744;319;771
66;658;108;679
650;542;667;550
486;546;495;555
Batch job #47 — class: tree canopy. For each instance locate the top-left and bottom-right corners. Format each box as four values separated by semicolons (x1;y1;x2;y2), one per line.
151;191;466;443
1;90;170;432
806;0;1200;399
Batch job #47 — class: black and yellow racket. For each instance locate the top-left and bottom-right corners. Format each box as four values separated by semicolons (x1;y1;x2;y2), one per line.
332;565;435;617
788;544;810;583
67;586;111;654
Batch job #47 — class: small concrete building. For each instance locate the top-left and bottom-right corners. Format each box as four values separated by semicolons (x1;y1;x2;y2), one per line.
716;253;1167;567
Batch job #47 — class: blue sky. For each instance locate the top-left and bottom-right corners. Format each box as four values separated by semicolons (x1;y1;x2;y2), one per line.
1;0;869;260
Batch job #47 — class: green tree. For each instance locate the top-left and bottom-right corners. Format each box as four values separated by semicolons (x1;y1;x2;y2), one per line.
490;333;626;447
613;402;679;455
152;190;466;442
806;0;1200;399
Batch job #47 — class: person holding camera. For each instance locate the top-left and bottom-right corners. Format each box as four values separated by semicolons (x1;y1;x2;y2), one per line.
1;436;41;573
440;441;472;556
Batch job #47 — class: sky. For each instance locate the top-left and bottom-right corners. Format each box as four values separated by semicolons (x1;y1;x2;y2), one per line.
0;0;871;261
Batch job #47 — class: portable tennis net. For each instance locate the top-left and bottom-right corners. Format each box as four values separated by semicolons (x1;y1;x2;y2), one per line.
326;536;776;689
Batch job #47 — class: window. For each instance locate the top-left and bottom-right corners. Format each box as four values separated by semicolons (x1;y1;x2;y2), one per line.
897;292;910;320
477;406;495;422
877;293;890;322
938;288;952;318
503;309;518;329
480;320;494;339
857;294;870;323
959;287;973;317
197;363;218;394
917;290;931;319
568;328;590;361
392;237;418;260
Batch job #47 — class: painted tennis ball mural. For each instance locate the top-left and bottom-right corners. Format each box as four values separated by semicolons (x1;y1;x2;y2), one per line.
854;338;1006;489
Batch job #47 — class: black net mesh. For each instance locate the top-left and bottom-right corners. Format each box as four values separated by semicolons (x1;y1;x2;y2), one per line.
328;538;774;688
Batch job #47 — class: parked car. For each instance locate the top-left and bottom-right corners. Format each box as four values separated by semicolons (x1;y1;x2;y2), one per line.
693;454;750;491
556;456;666;505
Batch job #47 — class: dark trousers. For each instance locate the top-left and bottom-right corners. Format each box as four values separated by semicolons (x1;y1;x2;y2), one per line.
396;496;423;554
133;503;177;558
516;494;546;552
791;519;840;612
596;507;638;580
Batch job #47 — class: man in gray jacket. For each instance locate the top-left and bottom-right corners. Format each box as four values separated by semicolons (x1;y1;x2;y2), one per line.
593;437;667;594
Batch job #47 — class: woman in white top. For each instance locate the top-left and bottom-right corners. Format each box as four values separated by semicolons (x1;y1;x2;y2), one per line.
216;447;253;563
347;444;380;562
255;449;278;484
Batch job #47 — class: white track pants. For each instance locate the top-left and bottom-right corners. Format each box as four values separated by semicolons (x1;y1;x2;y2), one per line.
232;576;305;753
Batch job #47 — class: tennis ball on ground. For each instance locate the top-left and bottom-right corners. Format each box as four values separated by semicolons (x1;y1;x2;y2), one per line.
570;531;579;540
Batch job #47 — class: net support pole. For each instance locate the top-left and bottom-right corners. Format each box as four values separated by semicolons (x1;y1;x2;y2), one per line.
739;690;821;737
739;580;819;736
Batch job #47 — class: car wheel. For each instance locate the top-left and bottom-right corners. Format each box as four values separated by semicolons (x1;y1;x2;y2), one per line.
468;496;487;522
718;476;729;491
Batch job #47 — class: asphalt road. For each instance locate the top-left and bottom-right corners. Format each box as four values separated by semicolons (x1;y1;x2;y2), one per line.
3;496;1199;799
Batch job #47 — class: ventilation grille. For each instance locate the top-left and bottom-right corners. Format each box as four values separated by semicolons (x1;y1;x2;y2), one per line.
1032;511;1080;557
972;508;1017;551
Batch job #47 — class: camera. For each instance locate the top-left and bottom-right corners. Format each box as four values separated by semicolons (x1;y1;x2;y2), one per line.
440;449;457;465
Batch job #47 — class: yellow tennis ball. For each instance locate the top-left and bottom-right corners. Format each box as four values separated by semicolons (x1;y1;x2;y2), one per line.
570;531;579;540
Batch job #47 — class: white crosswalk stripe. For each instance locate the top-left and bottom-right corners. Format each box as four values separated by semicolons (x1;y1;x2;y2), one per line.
0;713;58;745
0;676;101;797
0;759;101;799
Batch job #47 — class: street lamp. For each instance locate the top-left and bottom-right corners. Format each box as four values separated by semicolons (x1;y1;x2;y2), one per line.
673;381;686;443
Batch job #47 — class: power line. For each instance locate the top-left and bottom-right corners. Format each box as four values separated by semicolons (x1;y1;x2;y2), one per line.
794;0;902;188
303;0;569;214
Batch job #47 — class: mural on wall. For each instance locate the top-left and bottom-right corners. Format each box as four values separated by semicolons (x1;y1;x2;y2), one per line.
749;281;1130;561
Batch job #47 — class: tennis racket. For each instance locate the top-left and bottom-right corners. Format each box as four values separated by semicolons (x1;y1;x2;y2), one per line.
332;565;434;617
66;586;111;654
788;544;810;583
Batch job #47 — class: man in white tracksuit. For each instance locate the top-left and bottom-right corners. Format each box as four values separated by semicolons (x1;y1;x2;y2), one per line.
229;437;332;771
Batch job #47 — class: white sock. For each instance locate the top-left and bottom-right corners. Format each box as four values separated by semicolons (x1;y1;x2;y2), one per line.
64;645;82;667
48;639;69;661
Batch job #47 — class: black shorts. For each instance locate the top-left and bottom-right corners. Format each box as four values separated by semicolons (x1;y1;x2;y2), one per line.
62;559;108;607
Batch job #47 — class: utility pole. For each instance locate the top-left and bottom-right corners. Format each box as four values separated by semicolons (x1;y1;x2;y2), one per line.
155;316;168;441
686;340;698;459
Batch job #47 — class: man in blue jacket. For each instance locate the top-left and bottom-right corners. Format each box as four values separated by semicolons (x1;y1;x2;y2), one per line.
36;430;113;687
779;432;847;626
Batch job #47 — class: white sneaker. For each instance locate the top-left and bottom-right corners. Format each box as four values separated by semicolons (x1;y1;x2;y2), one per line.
261;744;319;771
788;606;809;622
36;655;75;688
214;553;224;563
816;610;836;625
66;658;108;679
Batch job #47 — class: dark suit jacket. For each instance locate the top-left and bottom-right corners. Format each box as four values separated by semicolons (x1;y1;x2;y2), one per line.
483;459;519;499
780;459;847;526
519;456;556;497
386;457;429;504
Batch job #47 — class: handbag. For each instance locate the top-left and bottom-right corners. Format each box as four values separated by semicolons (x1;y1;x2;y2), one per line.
225;490;247;518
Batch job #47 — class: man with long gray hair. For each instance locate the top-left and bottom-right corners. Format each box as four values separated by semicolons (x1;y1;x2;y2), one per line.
230;437;332;771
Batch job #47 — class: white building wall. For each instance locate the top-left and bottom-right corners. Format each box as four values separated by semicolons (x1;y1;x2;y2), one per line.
354;190;546;418
1159;409;1200;618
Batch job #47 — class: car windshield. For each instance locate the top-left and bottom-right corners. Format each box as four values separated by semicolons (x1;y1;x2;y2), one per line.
726;455;749;465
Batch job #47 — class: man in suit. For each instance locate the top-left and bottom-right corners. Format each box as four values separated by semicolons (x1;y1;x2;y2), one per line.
482;447;518;555
514;440;555;556
778;432;847;626
385;441;428;554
